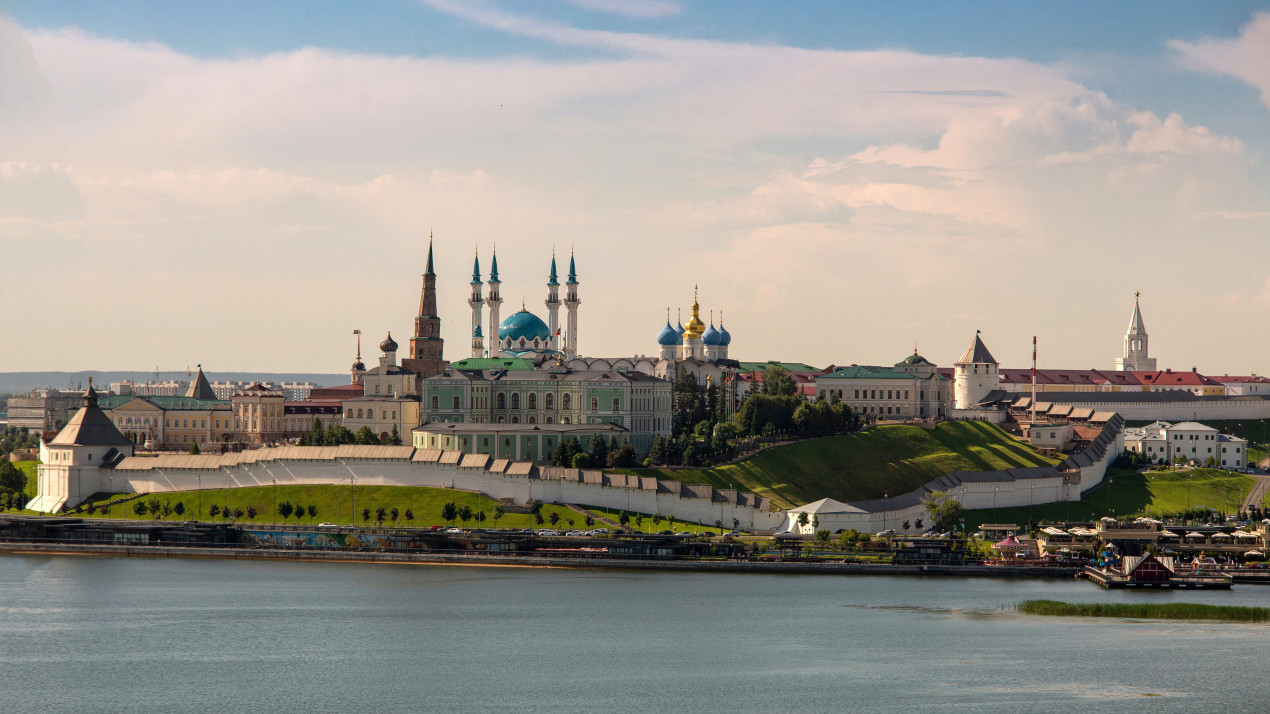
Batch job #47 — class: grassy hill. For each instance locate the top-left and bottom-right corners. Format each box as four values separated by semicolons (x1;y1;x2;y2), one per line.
964;467;1262;527
615;421;1058;509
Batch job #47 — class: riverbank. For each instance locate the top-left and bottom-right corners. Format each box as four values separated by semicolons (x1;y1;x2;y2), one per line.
0;540;1081;577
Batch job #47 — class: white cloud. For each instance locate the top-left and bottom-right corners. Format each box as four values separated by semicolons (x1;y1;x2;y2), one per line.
1170;12;1270;110
4;9;1269;374
564;0;681;19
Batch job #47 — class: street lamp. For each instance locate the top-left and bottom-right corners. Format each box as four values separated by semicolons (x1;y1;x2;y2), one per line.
351;475;357;527
993;487;999;522
272;477;277;525
196;474;201;520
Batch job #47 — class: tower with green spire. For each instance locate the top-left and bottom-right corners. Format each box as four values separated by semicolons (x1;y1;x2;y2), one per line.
469;249;484;358
403;234;447;381
563;249;581;358
545;251;561;352
485;247;503;357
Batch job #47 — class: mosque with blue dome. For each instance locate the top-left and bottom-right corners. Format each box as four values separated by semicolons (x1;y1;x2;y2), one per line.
458;248;738;389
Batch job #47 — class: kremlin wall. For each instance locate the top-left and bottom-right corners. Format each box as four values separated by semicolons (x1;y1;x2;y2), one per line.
26;240;1268;530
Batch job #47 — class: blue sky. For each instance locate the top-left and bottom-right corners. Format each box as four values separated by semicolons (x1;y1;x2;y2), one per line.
3;1;1270;373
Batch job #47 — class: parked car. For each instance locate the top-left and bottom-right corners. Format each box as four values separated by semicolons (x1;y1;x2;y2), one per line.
444;527;463;534
875;529;896;537
657;530;673;535
536;529;559;536
317;522;336;528
428;525;443;531
723;531;742;537
592;528;609;535
564;530;585;537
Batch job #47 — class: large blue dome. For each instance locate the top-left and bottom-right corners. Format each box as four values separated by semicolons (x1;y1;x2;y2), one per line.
657;321;682;346
499;310;551;342
702;323;722;346
717;324;731;346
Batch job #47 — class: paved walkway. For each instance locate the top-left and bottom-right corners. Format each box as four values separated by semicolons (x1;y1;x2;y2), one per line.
1242;473;1270;512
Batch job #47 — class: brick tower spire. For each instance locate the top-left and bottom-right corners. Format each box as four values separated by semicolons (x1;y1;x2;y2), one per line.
402;234;447;382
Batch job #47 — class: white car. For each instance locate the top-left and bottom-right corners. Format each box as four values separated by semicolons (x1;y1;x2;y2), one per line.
444;527;463;534
535;529;558;536
591;528;609;535
723;531;742;537
875;529;896;537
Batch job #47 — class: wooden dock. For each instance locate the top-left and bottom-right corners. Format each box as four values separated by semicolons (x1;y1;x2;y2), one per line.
1082;565;1232;590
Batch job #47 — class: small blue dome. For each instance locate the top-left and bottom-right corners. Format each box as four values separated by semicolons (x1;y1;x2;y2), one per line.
657;321;682;346
499;310;551;342
675;321;685;335
718;324;731;346
702;323;722;346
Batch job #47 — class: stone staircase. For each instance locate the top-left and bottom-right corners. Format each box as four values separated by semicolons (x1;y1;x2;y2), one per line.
565;504;624;531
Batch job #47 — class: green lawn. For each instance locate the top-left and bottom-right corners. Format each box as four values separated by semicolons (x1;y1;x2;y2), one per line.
15;461;39;499
574;505;737;535
65;485;596;530
615;421;1058;509
964;468;1260;527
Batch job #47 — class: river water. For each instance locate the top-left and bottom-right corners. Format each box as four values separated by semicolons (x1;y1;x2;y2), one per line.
1;555;1267;713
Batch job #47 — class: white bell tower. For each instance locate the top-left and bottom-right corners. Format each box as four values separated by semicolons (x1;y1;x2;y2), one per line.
1115;292;1156;371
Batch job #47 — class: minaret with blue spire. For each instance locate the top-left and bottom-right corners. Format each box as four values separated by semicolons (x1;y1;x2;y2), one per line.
563;249;581;359
485;247;502;358
545;251;561;353
469;249;484;358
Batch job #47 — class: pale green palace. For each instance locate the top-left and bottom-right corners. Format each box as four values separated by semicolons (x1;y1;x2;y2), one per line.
414;359;673;459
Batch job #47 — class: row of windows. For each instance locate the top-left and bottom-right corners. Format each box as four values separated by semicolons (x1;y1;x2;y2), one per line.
428;392;626;412
345;409;399;420
830;388;942;401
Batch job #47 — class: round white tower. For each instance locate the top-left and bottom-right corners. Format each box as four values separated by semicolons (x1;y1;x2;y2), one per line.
546;252;561;353
954;330;999;410
485;249;502;358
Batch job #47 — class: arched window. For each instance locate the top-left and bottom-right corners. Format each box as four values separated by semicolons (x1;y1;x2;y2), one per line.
563;416;571;424
511;416;520;424
511;393;520;409
346;409;353;418
497;416;505;423
528;393;537;409
357;409;363;418
545;393;554;410
528;416;536;424
546;416;554;424
497;393;506;409
562;393;571;410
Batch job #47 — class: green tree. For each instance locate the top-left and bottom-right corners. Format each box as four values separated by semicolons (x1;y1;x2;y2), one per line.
404;509;414;523
607;442;637;468
815;529;831;546
760;365;798;397
307;504;317;522
589;435;610;467
390;507;400;524
188;442;200;455
619;513;630;527
354;426;379;445
442;501;457;524
133;501;148;516
0;461;26;493
797;511;810;532
493;504;505;527
389;424;402;445
310;417;325;445
458;505;473;523
924;491;965;533
278;501;294;520
294;503;305;522
376;506;388;524
548;511;560;526
362;507;371;523
571;452;591;469
173;501;185;518
323;425;356;445
246;505;258;520
208;504;219;517
148;498;161;517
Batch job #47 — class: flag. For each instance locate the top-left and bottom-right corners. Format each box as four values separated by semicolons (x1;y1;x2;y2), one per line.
555;328;561;336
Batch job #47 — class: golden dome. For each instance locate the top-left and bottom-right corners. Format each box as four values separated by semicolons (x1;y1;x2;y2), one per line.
683;299;706;340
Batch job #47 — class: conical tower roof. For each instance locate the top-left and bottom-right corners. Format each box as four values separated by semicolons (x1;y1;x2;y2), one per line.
956;331;997;365
1127;294;1147;335
51;380;130;447
184;365;216;400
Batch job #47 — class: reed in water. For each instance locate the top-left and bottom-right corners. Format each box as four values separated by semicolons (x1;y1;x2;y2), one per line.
1018;600;1270;622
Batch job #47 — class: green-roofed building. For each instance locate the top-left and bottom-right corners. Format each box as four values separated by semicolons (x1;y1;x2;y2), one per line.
447;357;535;371
816;351;953;420
736;361;820;375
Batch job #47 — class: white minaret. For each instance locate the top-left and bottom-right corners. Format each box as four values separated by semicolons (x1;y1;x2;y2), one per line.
469;251;484;358
486;249;502;358
563;251;580;359
546;252;561;352
953;330;999;410
1114;291;1156;371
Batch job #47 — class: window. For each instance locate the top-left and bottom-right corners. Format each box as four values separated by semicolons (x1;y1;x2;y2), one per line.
497;393;506;409
511;393;520;409
483;438;489;447
529;393;537;409
381;411;387;420
432;396;439;409
357;409;363;418
854;390;859;399
453;396;460;409
546;416;554;424
591;398;598;411
528;416;536;424
904;390;909;399
511;416;519;424
613;397;620;411
545;393;554;409
563;416;571;424
375;385;381;394
346;409;353;418
563;394;571;410
392;411;397;419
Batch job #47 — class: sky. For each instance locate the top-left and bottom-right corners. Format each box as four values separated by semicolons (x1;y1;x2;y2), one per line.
3;1;1270;376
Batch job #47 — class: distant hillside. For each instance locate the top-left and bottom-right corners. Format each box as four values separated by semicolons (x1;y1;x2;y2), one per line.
0;371;348;393
618;421;1059;509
